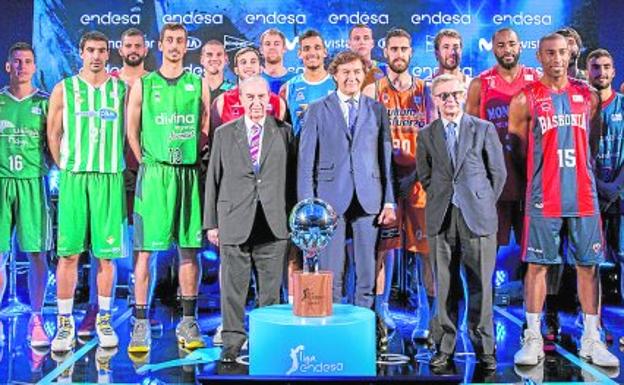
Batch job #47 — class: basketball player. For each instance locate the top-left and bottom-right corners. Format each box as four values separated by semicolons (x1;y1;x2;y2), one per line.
127;23;210;353
201;40;235;102
362;28;434;339
432;29;471;89
47;31;127;352
510;33;618;368
280;29;335;136
0;42;51;347
348;24;387;89
260;28;295;94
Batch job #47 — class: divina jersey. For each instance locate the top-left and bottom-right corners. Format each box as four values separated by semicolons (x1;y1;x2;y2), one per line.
524;79;599;217
61;76;126;173
262;71;295;94
141;71;202;166
375;76;432;174
595;92;624;188
285;73;335;136
0;87;49;178
220;86;282;124
479;65;539;201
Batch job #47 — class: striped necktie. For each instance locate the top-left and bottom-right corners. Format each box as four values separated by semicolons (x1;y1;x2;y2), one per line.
249;123;262;172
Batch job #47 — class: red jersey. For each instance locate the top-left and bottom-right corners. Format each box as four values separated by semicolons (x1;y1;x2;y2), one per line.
219;87;282;124
524;79;598;217
479;65;539;201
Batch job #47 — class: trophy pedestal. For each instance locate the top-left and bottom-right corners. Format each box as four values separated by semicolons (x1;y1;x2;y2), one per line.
292;270;332;317
249;304;376;376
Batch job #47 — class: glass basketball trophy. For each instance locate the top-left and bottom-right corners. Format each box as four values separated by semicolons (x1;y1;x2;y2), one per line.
289;198;338;317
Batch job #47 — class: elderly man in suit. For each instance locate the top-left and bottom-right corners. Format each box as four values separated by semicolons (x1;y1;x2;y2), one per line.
204;75;295;363
298;50;396;311
416;74;506;371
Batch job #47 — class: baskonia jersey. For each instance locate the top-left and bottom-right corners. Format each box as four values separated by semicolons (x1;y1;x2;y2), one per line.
479;65;539;201
595;92;624;186
61;76;126;173
284;73;335;136
524;79;599;217
141;71;202;166
375;76;432;174
220;86;282;124
0;87;49;178
262;71;296;94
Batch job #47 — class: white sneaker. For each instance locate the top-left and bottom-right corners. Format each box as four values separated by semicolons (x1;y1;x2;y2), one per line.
96;313;119;348
212;324;223;346
579;336;620;368
514;329;544;366
51;315;75;352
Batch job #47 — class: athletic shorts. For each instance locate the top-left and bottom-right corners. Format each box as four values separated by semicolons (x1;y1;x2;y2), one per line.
497;200;523;246
133;163;203;251
57;171;127;259
378;182;428;254
0;177;51;253
522;214;604;266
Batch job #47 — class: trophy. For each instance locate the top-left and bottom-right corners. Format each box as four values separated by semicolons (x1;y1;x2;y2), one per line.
289;198;338;317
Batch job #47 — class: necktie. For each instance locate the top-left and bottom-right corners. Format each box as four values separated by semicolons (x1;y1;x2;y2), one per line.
347;98;357;135
446;121;457;166
249;123;262;172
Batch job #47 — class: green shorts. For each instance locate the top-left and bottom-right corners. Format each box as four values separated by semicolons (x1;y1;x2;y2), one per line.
133;163;203;251
57;171;127;259
0;177;51;253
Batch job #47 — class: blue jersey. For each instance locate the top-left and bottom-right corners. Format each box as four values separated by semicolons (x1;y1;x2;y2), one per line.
285;74;335;135
596;92;624;194
262;71;296;94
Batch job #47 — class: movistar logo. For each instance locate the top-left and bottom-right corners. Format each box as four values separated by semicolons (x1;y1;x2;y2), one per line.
479;38;493;52
155;113;196;126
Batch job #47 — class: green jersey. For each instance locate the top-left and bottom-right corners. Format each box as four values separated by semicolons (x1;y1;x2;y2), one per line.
141;71;202;165
60;75;126;173
0;87;49;178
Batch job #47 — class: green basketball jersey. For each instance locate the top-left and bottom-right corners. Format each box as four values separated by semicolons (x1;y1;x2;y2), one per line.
60;75;126;173
141;71;202;165
0;87;49;178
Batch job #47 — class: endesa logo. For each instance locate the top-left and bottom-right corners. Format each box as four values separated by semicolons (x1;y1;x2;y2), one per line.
411;12;471;25
245;13;306;25
162;11;223;25
187;36;202;51
492;13;552;25
80;12;140;26
328;12;389;25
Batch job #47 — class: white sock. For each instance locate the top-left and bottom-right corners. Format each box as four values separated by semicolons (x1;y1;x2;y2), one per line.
582;313;600;340
58;298;74;315
98;296;112;313
526;312;541;334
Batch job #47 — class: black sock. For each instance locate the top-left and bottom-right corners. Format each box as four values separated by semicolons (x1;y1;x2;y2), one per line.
545;294;558;315
134;304;148;320
181;296;197;318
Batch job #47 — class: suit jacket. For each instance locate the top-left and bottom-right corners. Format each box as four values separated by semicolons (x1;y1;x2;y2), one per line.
203;115;295;245
297;91;395;215
416;114;506;236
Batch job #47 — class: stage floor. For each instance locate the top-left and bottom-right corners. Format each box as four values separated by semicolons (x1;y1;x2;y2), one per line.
0;300;622;384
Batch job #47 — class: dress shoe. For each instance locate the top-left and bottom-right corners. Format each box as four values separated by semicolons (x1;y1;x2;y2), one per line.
429;351;452;368
220;346;239;363
376;315;389;355
478;354;497;371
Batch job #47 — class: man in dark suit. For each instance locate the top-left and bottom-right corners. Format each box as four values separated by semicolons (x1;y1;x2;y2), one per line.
204;76;295;363
298;50;396;310
416;74;506;371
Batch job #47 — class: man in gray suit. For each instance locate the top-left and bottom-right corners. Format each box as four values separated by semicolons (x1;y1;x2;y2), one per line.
416;74;505;371
204;76;295;363
298;50;396;310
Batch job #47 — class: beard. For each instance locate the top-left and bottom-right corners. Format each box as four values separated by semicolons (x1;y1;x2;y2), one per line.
122;54;144;67
591;80;610;90
495;53;520;70
441;56;459;71
388;59;409;74
265;55;282;65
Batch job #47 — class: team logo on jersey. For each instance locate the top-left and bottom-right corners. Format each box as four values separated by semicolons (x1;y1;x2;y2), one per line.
611;113;622;122
488;77;497;89
534;202;543;209
572;94;584;103
99;108;118;121
185;84;195;92
592;242;602;253
296;91;305;102
106;236;115;245
31;106;42;115
524;74;535;81
154;92;161;103
382;93;390;104
540;102;551;113
413;96;422;105
0;120;15;132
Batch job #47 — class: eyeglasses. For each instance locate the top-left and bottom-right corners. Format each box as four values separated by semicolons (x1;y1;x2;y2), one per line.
434;90;464;101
